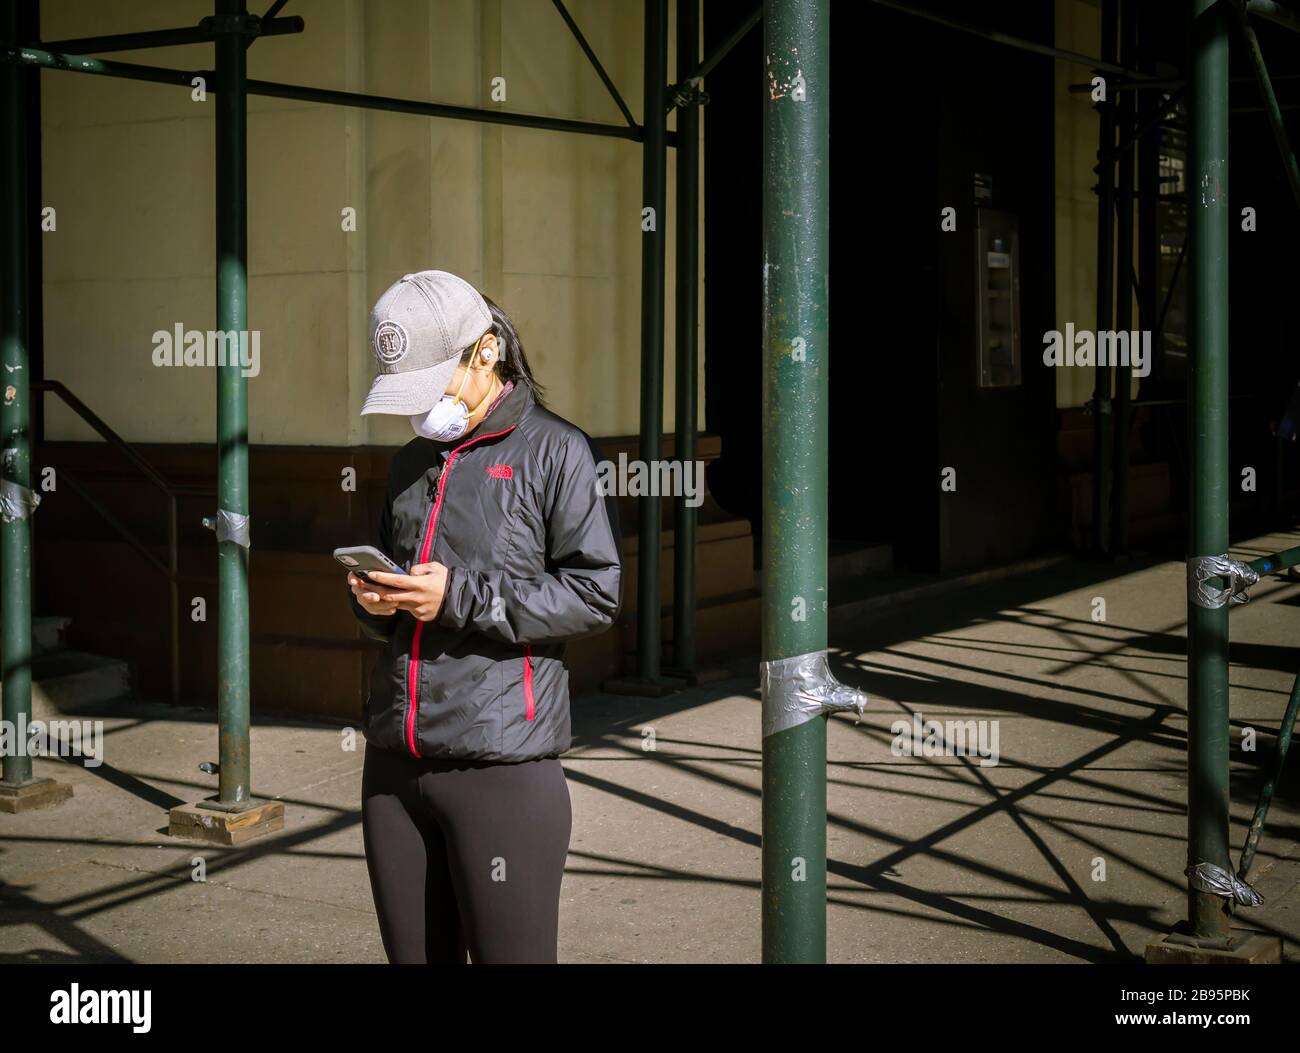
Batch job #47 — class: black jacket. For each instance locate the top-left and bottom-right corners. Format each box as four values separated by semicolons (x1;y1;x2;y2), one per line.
350;381;622;761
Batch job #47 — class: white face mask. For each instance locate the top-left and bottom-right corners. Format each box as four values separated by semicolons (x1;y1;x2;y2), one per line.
410;397;471;442
409;340;498;442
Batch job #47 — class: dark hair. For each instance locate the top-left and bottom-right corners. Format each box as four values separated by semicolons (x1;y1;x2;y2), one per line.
477;293;546;406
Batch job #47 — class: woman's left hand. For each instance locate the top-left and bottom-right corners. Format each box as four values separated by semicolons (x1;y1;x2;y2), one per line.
363;563;451;622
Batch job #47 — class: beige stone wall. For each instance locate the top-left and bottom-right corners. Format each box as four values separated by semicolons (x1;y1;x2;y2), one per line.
38;0;703;445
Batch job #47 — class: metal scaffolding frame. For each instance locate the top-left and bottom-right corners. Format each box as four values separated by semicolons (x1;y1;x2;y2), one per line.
1186;0;1234;941
1085;0;1300;945
3;0;1300;961
0;0;713;825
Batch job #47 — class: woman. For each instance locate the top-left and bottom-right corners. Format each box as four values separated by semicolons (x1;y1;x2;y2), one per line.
348;270;622;964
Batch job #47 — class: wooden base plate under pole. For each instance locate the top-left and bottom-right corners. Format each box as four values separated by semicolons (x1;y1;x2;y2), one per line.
1145;925;1282;965
0;778;74;813
168;797;284;846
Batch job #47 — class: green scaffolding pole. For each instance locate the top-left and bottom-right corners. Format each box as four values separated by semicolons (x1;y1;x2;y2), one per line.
671;0;699;675
212;0;251;808
1234;539;1300;877
1092;0;1118;558
1111;0;1137;556
634;0;669;686
1238;665;1300;878
0;0;33;790
1186;0;1233;940
39;14;303;54
0;46;655;144
1234;0;1300;213
761;0;829;964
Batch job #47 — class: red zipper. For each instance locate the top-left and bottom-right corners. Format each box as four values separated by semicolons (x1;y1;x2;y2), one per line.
523;644;536;721
404;425;518;757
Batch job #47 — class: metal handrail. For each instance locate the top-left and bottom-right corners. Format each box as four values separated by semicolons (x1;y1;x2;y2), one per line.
35;380;214;705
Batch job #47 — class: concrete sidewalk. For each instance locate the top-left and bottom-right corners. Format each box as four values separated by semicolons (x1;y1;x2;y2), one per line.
3;531;1300;963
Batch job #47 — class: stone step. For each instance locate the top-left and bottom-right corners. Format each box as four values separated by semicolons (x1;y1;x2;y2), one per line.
35;616;72;656
828;541;894;583
0;649;133;721
614;518;755;616
0;616;72;660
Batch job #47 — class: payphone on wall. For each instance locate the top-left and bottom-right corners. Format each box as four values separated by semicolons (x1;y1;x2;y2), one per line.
975;208;1021;388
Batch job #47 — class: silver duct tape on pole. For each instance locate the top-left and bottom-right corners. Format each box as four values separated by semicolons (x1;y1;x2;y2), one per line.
202;509;251;549
760;649;868;739
0;479;40;523
1188;554;1259;608
1185;861;1263;907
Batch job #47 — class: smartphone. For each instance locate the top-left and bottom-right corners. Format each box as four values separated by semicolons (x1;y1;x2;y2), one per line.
333;545;407;586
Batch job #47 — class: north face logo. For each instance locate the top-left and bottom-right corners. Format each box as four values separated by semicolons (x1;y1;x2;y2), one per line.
485;464;513;480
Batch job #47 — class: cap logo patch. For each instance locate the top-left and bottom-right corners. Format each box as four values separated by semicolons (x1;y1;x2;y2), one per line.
374;320;409;365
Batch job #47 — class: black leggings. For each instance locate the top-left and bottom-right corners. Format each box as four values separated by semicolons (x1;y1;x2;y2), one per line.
360;743;572;964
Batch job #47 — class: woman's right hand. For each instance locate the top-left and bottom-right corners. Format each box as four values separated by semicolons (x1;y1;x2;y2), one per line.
349;572;399;617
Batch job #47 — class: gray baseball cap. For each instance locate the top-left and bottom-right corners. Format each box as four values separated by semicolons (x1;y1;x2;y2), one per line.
360;270;493;416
